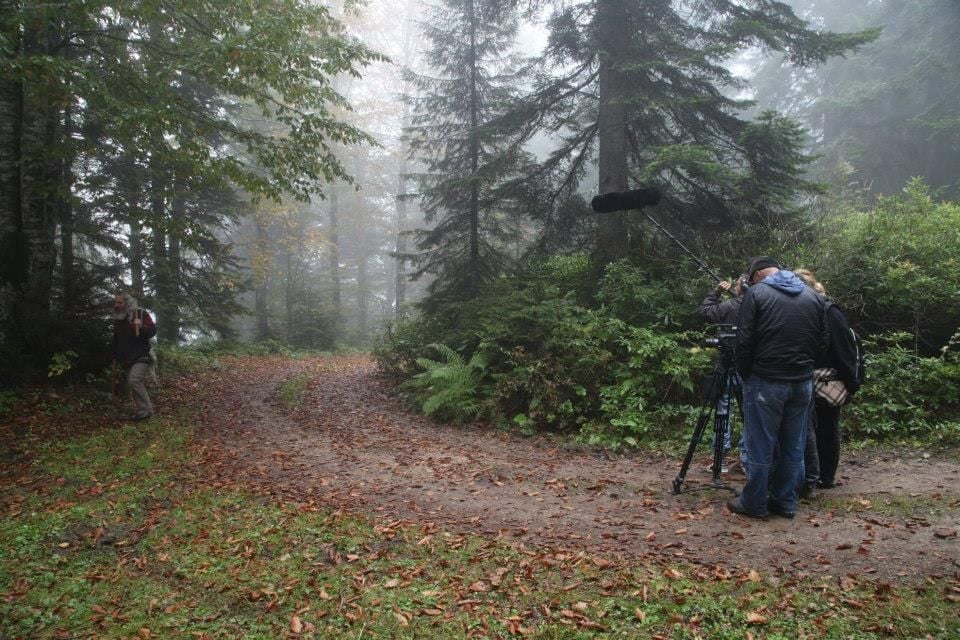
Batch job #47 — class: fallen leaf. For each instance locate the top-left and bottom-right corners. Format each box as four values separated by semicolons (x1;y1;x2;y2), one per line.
635;608;646;621
384;578;400;588
746;611;768;624
290;615;303;634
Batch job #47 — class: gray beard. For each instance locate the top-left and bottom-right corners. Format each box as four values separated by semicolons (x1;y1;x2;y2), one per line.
112;309;133;321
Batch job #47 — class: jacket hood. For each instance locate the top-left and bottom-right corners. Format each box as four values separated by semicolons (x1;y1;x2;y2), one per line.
760;270;805;295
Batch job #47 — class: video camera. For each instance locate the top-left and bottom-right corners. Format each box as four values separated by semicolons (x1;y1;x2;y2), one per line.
704;324;736;351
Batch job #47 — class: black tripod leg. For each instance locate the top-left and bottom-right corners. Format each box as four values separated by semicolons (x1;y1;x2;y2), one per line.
711;368;732;485
672;370;719;494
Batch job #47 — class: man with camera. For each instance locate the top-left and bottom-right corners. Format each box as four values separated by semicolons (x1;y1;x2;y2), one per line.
727;257;824;519
696;277;746;470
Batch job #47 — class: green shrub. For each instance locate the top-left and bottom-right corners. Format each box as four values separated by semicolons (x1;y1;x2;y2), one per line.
845;332;960;443
815;179;960;351
400;344;489;422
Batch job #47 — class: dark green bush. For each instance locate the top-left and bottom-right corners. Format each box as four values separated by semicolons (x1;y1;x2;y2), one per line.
376;258;716;442
845;332;960;444
813;179;960;352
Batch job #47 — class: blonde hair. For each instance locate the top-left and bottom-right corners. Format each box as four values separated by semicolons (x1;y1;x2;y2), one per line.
794;268;826;295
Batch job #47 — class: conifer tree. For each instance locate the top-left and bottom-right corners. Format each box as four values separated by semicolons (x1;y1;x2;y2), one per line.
504;0;878;261
406;0;535;299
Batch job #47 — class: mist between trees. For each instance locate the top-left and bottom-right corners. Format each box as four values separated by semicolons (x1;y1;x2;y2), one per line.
2;0;959;443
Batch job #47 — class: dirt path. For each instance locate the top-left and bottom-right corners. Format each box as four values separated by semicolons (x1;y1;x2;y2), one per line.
178;355;960;584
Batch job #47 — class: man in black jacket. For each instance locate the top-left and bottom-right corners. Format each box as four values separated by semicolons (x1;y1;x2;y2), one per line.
727;257;824;519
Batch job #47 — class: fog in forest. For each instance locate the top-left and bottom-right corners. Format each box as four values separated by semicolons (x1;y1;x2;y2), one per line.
2;0;957;378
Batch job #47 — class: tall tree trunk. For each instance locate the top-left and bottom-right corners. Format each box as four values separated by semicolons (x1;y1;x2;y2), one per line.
328;184;341;337
284;248;294;342
467;0;480;296
594;0;630;263
0;0;24;343
357;255;368;341
129;218;144;298
58;103;75;315
253;215;270;340
160;171;184;343
393;3;417;320
15;9;60;351
394;171;408;320
149;155;170;336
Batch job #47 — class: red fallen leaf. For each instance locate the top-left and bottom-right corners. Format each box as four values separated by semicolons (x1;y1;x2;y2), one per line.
663;568;682;580
290;615;303;634
422;608;443;616
835;543;853;550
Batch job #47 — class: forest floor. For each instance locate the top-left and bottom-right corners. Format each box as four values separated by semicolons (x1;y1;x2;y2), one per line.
188;355;959;584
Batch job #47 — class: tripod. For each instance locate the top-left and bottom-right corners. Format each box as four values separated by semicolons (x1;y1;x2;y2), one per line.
671;343;742;494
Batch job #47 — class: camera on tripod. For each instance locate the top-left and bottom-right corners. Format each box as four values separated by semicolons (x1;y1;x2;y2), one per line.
704;324;737;356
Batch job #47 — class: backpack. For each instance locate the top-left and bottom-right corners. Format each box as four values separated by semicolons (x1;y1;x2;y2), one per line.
823;299;866;391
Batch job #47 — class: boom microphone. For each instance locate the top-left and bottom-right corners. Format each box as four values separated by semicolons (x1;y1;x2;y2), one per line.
590;187;662;213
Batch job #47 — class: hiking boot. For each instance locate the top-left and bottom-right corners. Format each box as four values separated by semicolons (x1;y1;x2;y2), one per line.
767;500;796;519
726;498;767;520
799;483;817;500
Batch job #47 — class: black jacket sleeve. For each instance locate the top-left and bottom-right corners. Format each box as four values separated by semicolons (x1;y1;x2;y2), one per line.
735;288;758;378
697;293;741;326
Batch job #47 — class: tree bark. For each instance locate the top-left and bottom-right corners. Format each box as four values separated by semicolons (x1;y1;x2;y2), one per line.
594;0;631;263
328;184;342;336
149;155;171;338
253;215;271;340
159;171;185;343
467;0;480;296
58;103;75;314
393;172;408;319
18;16;59;346
357;255;368;341
0;0;24;343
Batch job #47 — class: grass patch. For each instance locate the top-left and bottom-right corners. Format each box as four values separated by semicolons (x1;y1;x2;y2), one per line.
2;415;958;639
278;372;312;409
817;491;960;518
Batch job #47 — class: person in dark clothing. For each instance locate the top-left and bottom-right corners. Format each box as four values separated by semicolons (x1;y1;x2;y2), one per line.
697;278;744;325
696;278;746;468
795;269;861;493
112;292;157;421
727;257;824;520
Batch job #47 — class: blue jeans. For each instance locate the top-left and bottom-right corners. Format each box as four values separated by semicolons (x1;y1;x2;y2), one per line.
739;376;812;516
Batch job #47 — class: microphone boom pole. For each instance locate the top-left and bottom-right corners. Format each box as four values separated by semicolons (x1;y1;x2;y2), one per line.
637;210;723;283
590;188;723;283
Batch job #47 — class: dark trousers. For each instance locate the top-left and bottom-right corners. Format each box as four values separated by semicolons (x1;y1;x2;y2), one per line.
803;401;820;486
814;400;842;486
